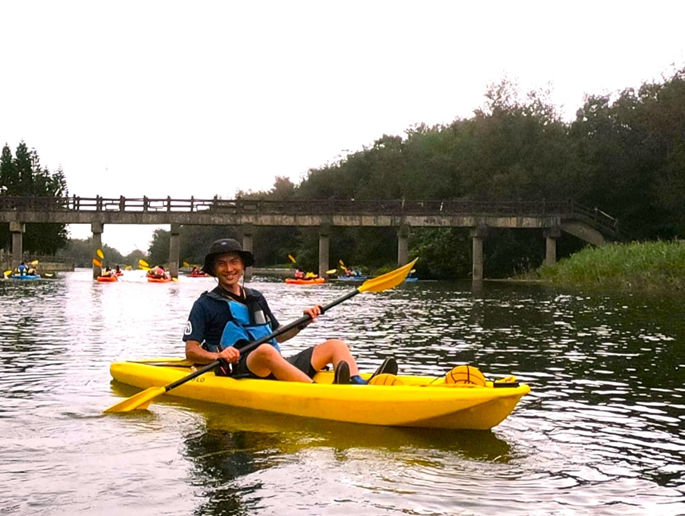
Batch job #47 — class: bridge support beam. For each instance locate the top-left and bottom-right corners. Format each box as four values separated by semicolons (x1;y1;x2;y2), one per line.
470;224;488;282
319;224;330;278
169;224;181;279
91;222;103;280
544;226;561;266
10;221;24;271
397;224;409;266
242;224;254;282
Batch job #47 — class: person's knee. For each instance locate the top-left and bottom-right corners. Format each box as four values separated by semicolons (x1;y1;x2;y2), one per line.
251;344;282;364
328;339;349;351
315;339;350;357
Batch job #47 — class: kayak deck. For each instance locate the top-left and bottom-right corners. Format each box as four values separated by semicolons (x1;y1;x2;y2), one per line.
110;359;529;430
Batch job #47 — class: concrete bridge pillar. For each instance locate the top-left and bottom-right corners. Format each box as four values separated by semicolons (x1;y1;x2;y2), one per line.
544;226;561;266
319;223;331;278
91;222;103;280
169;224;181;279
10;221;24;271
470;224;488;282
242;224;254;282
397;224;409;266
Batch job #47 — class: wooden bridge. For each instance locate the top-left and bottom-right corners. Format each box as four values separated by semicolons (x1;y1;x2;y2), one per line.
0;196;622;280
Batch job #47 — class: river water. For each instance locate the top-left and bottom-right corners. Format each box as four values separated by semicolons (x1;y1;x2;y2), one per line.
0;270;683;515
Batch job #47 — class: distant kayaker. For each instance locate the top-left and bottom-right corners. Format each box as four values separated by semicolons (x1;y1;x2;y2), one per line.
148;265;168;279
294;268;304;279
183;238;379;384
17;261;27;276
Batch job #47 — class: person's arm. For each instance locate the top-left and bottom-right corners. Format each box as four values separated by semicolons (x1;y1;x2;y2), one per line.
185;340;239;364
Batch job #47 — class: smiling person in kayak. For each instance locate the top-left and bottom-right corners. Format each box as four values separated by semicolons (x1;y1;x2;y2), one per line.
183;238;366;384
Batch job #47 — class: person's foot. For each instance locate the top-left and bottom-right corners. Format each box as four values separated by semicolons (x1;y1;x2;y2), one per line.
368;358;398;382
333;360;350;384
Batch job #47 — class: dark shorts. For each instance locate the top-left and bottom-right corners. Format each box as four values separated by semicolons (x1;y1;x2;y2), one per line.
230;345;316;379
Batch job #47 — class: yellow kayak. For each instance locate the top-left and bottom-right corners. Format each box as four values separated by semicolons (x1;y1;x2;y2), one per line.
109;359;530;430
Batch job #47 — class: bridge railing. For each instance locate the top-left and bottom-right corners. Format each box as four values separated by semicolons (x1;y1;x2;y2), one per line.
0;195;622;237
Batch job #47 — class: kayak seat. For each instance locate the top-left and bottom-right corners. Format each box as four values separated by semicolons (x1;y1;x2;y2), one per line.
368;358;398;382
368;373;404;386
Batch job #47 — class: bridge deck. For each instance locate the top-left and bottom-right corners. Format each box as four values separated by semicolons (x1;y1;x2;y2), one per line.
0;196;622;239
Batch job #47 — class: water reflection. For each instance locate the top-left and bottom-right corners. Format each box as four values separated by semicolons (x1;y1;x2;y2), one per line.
179;403;513;515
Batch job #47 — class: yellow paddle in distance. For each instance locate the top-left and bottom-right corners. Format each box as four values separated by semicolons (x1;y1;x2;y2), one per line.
138;259;150;270
96;249;104;259
92;258;102;267
103;257;418;414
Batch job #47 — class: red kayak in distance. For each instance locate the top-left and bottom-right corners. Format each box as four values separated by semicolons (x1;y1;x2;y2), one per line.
285;277;325;285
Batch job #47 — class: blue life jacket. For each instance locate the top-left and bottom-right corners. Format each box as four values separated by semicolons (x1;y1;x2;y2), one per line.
205;289;280;353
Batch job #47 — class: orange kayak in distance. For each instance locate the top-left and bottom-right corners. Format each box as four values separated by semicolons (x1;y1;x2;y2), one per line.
285;277;325;285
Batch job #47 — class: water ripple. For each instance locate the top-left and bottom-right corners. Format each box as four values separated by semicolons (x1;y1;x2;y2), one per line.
1;273;684;514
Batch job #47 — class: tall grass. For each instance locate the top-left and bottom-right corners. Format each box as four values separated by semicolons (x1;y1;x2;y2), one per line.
536;241;685;291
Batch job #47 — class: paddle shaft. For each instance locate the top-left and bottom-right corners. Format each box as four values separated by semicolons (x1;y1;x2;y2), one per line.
163;288;361;393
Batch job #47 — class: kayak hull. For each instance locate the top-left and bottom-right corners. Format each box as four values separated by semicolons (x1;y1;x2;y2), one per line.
97;275;118;282
147;277;172;283
109;359;529;430
285;278;325;284
8;274;41;280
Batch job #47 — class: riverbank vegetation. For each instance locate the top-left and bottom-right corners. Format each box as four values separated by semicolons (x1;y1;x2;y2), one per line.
534;241;685;290
4;66;685;283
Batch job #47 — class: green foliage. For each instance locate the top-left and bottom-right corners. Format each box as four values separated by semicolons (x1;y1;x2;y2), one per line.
538;241;685;291
56;238;128;268
409;228;471;278
0;141;69;254
148;228;171;266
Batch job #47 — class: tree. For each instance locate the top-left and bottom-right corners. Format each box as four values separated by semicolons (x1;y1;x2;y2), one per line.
0;142;69;254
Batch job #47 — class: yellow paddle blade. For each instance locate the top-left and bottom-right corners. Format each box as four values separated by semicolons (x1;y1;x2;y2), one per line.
359;258;418;293
339;259;346;268
92;258;102;267
139;259;149;268
96;249;105;259
3;269;11;277
288;254;296;263
30;259;39;265
326;269;338;274
183;261;190;267
103;386;167;413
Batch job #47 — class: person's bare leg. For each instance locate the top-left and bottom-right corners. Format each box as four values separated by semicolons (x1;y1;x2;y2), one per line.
311;339;360;376
246;345;313;382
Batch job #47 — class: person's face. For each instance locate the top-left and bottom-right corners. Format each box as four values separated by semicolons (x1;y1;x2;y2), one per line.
214;252;244;289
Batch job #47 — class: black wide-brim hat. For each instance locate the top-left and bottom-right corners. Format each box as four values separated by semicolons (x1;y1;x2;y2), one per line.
201;238;255;276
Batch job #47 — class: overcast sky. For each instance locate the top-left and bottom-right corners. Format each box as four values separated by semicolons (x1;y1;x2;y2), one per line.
2;1;684;254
